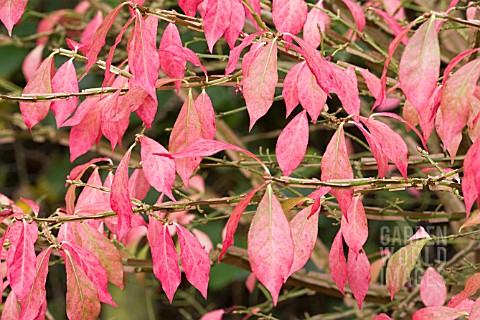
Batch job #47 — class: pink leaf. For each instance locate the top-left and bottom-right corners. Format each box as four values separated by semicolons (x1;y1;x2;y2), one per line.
19;247;52;320
147;217;181;303
128;12;159;101
80;11;103;47
297;64;327;122
19;55;54;129
178;0;205;16
245;273;256;293
110;147;134;241
357;67;381;100
61;241;116;306
7;220;38;300
22;44;45;82
225;32;264;75
347;249;370;309
470;297;480;319
243;40;278;130
448;273;480;308
369;8;406;45
272;0;308;35
340;0;365;32
420;267;447;307
203;0;231;52
200;309;225;320
287;205;319;277
463;138;480;216
128;169;150;201
276;111;309;176
0;0;28;36
51;59;79;127
341;195;368;254
329;230;348;295
176;224;211;298
409;227;431;241
412;306;466;320
63;250;101;320
303;1;330;49
282;62;303;117
247;185;294;306
373;314;393;320
159;23;187;93
399;16;439;119
439;58;480;153
140;135;176;200
85;3;126;74
2;291;19;320
223;0;245;48
195;90;216;140
320;125;353;216
219;183;265;261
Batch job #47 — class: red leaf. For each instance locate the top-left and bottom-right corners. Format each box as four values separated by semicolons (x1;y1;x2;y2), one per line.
243;40;278;130
85;3;126;74
2;291;19;320
341;195;368;254
0;0;28;36
148;218;181;303
203;0;231;52
340;0;365;32
128;12;159;101
19;55;54;129
176;224;211;298
272;0;308;35
361;117;409;180
329;230;348;295
282;62;303;117
110;147;134;241
439;58;480;153
223;0;245;49
320;125;353;216
19;247;52;320
178;0;205;16
297;64;327;122
51;59;79;127
420;267;447;307
303;1;330;49
448;273;480;308
276;110;309;176
463;138;480;216
61;241;116;306
140;135;176;200
63;250;101;320
247;185;294;306
412;306;466;320
399;16;439;119
287;205;319;277
6;220;38;300
347;249;370;309
219;184;265;262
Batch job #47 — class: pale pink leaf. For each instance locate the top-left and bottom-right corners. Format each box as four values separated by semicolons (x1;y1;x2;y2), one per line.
341;195;368;254
282;62;303;117
110;148;133;241
2;291;19;320
22;44;45;82
19;55;54;129
320;125;353;216
470;297;480;319
453;298;475;313
219;184;265;261
412;306;466;320
147;217;181;303
272;0;307;36
399;16;439;118
448;273;480;308
340;0;365;31
439;58;480;153
176;224;211;298
80;11;103;47
243;40;278;130
297;64;327;122
303;1;330;49
373;314;393;320
200;309;225;320
276;110;309;176
128;169;150;201
191;229;213;253
19;247;52;320
287;205;319;277
7;220;38;300
61;241;116;306
409;227;431;241
245;273;256;293
140;135;176;200
0;0;28;36
51;59;79;127
63;250;101;320
247;185;294;306
420;267;447;307
357;67;381;100
203;0;231;52
329;229;348;295
347;249;370;309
